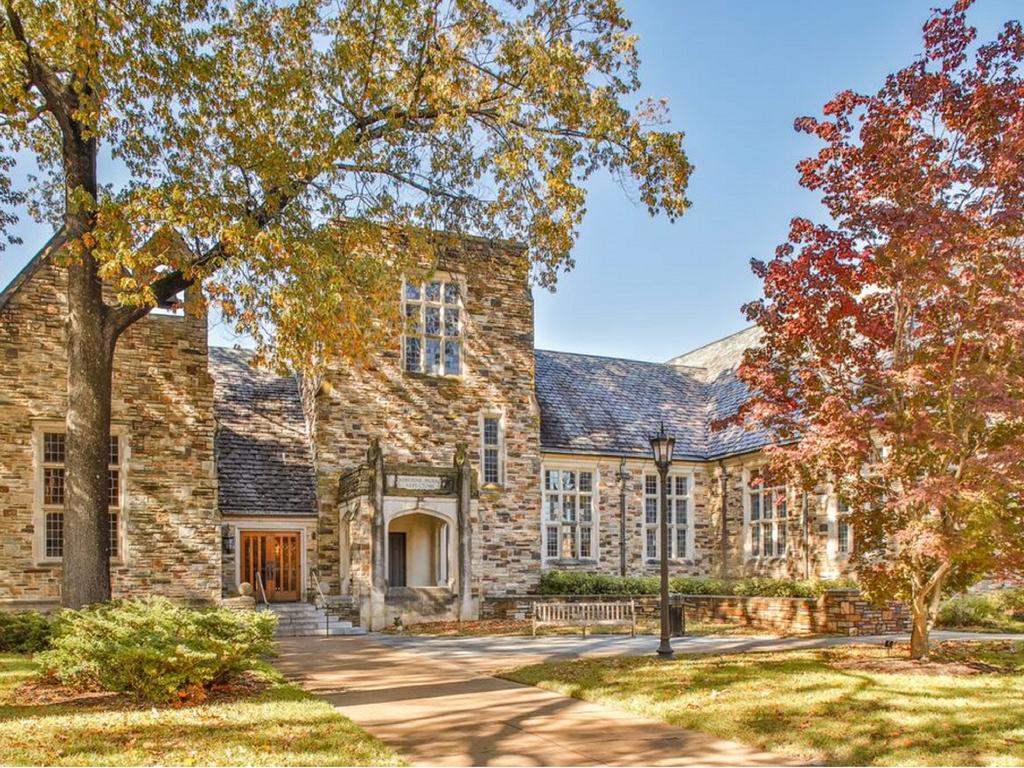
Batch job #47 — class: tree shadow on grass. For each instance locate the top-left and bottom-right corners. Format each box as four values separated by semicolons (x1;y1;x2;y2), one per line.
0;672;397;766
509;650;1024;767
730;665;1024;766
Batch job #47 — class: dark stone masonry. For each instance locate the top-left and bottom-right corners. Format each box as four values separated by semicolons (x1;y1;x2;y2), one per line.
1;232;867;631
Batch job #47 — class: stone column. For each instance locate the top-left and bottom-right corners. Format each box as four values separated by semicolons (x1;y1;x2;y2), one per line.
454;443;475;621
366;438;387;631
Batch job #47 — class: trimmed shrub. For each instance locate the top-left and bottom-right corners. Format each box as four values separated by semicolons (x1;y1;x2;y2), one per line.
996;587;1024;620
937;594;1002;628
537;571;855;599
0;611;53;653
37;597;277;703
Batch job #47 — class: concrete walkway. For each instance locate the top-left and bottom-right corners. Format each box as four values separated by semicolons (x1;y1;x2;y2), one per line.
275;635;794;767
371;629;1024;675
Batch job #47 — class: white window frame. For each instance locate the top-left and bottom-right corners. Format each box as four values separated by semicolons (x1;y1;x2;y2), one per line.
643;471;694;561
401;273;465;378
540;463;599;563
836;498;854;557
479;411;505;488
33;421;127;565
744;467;788;560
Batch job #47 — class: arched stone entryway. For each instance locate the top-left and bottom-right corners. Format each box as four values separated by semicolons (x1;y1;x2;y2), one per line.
386;509;453;588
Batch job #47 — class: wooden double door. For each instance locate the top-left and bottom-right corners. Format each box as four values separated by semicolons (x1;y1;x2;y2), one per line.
240;531;301;602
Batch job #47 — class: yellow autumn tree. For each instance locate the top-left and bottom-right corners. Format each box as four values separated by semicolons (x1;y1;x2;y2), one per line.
0;0;691;607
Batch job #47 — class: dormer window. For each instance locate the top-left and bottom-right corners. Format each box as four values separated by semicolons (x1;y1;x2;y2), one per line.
402;277;462;376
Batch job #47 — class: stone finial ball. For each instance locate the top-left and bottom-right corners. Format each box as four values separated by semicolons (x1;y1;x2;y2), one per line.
238;581;254;597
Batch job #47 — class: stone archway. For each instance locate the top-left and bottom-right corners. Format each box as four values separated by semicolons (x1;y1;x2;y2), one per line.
384;505;457;590
387;511;450;587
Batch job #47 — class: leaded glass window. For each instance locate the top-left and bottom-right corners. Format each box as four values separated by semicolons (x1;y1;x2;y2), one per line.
402;277;462;376
40;432;123;559
748;468;788;558
643;473;692;560
542;468;597;561
481;415;503;486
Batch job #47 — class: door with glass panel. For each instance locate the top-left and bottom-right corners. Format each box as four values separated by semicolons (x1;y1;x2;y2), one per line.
240;531;301;601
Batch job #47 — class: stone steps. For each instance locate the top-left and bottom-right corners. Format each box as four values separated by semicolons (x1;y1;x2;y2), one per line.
261;602;366;637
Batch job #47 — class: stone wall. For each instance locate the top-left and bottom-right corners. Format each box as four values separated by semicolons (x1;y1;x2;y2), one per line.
0;257;220;606
537;454;715;580
311;237;543;600
708;454;856;582
532;452;858;588
483;589;910;636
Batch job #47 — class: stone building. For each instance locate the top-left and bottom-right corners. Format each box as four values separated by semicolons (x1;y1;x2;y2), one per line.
0;234;856;623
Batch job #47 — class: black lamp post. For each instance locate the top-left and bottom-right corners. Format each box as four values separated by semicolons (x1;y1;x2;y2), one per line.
615;458;630;577
648;422;675;657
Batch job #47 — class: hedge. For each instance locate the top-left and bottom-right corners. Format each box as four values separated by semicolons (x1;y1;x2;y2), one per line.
537;571;855;598
937;588;1024;628
37;597;277;703
0;611;53;653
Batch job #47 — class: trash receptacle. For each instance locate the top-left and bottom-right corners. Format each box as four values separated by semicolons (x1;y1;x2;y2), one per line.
669;604;685;637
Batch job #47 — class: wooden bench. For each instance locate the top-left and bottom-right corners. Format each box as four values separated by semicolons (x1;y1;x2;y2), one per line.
531;600;636;637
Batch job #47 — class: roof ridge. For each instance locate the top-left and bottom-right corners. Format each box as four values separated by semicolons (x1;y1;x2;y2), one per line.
536;347;705;371
666;324;758;363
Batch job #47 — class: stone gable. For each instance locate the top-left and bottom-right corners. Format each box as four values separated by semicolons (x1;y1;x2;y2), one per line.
0;256;220;607
0;234;856;615
310;237;543;600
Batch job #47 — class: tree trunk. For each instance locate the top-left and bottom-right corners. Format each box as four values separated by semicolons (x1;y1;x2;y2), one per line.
909;592;930;659
60;120;113;608
909;565;949;660
60;247;115;608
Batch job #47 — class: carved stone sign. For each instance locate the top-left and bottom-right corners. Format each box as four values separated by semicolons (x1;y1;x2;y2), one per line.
393;474;443;491
390;474;458;494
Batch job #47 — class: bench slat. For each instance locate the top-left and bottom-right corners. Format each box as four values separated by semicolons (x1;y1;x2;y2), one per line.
531;600;637;637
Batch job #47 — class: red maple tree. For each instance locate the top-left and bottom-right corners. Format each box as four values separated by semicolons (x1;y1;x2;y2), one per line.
739;0;1024;658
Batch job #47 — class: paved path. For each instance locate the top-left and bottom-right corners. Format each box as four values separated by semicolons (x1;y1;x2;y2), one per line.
275;635;794;767
370;629;1024;675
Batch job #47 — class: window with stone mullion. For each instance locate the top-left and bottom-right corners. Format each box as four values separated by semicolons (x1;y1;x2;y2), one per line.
749;469;787;558
837;498;853;555
41;432;122;559
403;278;462;376
481;415;503;486
543;469;595;561
644;473;690;560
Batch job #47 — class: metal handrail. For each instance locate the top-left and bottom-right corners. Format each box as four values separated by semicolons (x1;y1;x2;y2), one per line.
310;569;331;636
310;568;327;610
254;570;269;606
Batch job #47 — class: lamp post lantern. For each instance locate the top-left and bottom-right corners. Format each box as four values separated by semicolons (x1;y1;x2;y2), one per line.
648;422;675;657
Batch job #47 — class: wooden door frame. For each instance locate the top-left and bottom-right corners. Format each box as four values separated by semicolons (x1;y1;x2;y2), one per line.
388;531;407;587
236;525;307;602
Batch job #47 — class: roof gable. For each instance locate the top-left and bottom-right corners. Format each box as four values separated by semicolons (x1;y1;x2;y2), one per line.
0;230;65;312
209;347;318;516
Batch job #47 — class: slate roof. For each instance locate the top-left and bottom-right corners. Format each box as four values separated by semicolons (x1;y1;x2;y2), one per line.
536;350;710;459
667;326;774;459
209;347;318;516
536;327;773;461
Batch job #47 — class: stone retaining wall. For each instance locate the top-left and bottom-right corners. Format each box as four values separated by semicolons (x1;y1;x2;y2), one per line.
482;588;909;636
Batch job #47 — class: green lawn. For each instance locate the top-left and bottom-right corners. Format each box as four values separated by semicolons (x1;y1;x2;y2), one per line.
504;642;1024;766
0;654;402;766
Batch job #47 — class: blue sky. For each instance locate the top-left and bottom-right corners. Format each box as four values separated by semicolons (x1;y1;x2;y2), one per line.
1;0;1019;360
532;0;1020;362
